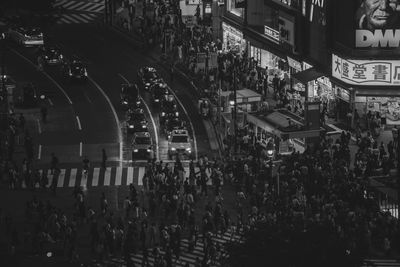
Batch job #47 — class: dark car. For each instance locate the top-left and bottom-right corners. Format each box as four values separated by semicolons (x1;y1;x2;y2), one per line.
39;45;64;65
127;111;148;134
121;83;140;109
132;132;154;160
64;60;87;81
160;94;179;125
137;67;159;90
8;26;44;46
150;82;170;106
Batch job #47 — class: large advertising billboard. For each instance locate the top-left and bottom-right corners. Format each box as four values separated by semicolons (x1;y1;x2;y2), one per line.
355;0;400;48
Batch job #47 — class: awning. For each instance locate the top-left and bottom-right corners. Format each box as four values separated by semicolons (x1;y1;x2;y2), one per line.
292;67;325;84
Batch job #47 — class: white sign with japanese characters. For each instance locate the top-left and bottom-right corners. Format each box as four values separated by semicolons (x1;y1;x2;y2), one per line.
332;54;400;86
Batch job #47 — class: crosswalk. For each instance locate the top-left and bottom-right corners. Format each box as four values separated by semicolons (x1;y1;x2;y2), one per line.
102;228;243;267
53;0;104;24
361;259;400;267
22;165;212;189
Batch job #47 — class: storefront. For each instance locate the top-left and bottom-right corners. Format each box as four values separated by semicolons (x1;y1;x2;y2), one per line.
354;96;400;126
222;22;246;54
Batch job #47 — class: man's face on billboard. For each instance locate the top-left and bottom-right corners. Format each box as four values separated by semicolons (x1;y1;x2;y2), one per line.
364;0;399;29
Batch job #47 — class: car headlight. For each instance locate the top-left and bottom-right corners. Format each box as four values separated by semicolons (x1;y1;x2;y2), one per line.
154;99;159;102
147;149;151;153
161;112;165;116
122;100;128;105
175;112;179;117
186;148;191;152
142;125;146;128
170;147;176;151
136;101;141;105
145;83;150;86
84;69;88;76
44;55;48;59
129;125;134;129
133;149;138;152
69;70;72;76
60;54;63;59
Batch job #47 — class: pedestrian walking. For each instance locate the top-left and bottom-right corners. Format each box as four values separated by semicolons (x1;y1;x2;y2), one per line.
101;148;107;169
51;168;59;195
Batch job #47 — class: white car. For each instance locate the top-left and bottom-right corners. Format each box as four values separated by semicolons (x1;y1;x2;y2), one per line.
168;129;191;159
8;26;44;46
132;132;154;159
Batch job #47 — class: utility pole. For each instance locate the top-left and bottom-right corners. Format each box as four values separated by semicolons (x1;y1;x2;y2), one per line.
398;133;400;218
233;66;237;154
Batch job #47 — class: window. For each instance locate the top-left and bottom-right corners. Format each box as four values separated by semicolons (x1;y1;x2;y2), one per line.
227;0;244;18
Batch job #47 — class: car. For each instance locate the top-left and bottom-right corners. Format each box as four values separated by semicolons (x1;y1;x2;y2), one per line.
159;94;179;125
137;67;159;90
39;45;64;65
64;59;88;81
126;111;148;134
150;82;170;106
121;83;140;108
168;129;192;159
8;26;44;46
132;132;154;159
164;116;186;138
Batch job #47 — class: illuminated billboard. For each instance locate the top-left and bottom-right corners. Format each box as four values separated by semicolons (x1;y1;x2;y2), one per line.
332;53;400;85
355;0;400;48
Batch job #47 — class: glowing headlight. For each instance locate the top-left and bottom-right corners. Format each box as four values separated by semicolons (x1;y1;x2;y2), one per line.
147;149;151;153
186;148;191;152
84;69;88;76
175;112;179;117
133;149;138;152
60;54;63;59
136;101;141;105
171;147;176;151
161;112;165;116
122;100;128;104
145;83;150;86
69;70;72;76
155;99;159;102
129;125;134;129
142;125;146;128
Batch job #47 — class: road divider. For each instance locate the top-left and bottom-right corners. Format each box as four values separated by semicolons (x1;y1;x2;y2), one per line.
118;73;160;160
87;76;123;166
36;119;42;134
48;98;54;106
79;142;83;157
9;48;73;105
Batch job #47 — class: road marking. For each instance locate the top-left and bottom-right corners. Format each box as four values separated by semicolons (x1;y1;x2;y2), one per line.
127;166;134;185
76;116;82;130
165;81;198;161
36;119;42;134
9;48;73;105
79;142;83;157
115;167;122;185
38;144;42;160
57;169;66;187
88;76;123;166
48;98;54;106
138;166;145;186
104;167;111;186
83;91;92;104
92;167;100;186
69;168;77;187
118;73;159;160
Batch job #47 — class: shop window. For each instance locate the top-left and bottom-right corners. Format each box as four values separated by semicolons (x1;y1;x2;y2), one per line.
227;0;244;18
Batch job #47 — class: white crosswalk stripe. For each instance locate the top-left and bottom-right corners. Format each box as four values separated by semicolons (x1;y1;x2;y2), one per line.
54;0;104;13
25;162;224;189
361;259;400;267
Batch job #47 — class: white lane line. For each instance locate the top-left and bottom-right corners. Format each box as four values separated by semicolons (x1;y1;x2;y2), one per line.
104;167;111;186
10;48;73;104
38;145;42;160
83;91;92;104
88;76;123;166
76;116;82;130
80;13;97;20
166;81;198;161
54;0;68;7
92;167;100;186
115;167;122;185
69;168;77;187
36;119;42;134
48;98;54;106
79;142;83;157
127;167;134;185
70;13;89;23
138;166;145;186
118;73;159;160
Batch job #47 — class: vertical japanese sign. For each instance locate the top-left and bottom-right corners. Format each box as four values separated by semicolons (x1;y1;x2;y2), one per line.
332;54;400;86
